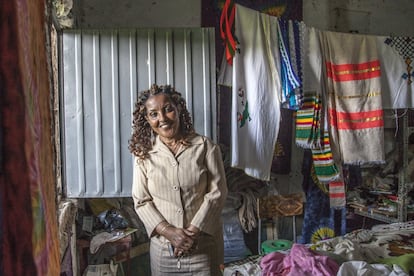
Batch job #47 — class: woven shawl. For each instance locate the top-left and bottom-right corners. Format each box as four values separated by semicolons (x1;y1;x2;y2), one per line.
296;27;323;149
296;27;340;183
320;31;385;165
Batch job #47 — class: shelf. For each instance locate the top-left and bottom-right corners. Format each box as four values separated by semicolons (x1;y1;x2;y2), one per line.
346;110;412;224
349;202;399;224
353;209;399;224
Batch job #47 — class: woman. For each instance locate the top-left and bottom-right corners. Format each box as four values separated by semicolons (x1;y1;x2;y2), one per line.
129;84;228;275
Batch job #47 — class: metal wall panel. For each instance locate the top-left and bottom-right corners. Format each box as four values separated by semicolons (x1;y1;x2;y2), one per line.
61;28;216;198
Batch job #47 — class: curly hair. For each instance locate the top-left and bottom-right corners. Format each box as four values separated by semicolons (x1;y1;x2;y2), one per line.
129;84;195;160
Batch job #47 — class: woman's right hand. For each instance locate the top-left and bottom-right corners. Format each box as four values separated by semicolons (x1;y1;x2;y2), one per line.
163;226;196;256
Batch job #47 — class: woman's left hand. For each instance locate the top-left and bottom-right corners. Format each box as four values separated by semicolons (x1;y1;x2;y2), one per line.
174;226;200;256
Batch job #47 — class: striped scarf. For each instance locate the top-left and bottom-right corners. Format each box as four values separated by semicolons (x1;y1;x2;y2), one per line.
295;95;321;149
311;131;340;183
295;95;340;183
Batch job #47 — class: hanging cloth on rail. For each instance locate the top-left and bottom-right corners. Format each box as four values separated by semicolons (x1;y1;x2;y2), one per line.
296;26;340;183
320;31;385;166
230;4;282;181
220;0;237;65
377;35;414;109
277;19;304;110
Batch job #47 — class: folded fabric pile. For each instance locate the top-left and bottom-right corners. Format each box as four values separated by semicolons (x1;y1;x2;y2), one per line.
260;243;339;275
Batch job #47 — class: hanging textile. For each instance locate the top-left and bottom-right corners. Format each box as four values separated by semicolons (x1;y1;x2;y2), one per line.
295;95;321;148
296;26;340;183
321;31;385;165
311;128;340;183
328;171;347;238
329;180;346;208
230;4;282;181
296;26;323;149
217;0;303;21
220;0;237;65
310;100;340;183
299;150;331;244
377;36;414;109
295;26;322;149
277;19;304;109
385;36;414;85
302;27;325;100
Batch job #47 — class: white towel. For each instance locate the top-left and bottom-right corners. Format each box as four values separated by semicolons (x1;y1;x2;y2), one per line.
231;4;282;181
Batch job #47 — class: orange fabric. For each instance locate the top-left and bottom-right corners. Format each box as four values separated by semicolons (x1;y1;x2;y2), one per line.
326;60;381;81
220;0;237;65
329;109;384;129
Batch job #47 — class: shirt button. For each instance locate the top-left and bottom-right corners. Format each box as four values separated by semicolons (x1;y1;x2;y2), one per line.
177;209;183;214
173;186;179;191
171;161;177;166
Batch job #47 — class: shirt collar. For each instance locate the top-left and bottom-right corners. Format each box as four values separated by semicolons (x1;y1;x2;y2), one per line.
149;134;203;154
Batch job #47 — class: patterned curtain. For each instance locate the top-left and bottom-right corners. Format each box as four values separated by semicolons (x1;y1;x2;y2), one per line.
0;0;60;275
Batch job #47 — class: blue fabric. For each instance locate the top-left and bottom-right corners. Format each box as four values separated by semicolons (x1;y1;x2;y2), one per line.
299;150;331;244
278;19;301;110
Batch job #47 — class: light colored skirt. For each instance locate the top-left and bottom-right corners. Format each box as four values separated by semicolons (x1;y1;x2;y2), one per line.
150;232;223;276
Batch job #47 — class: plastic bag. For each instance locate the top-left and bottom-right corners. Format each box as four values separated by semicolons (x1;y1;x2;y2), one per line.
97;209;129;232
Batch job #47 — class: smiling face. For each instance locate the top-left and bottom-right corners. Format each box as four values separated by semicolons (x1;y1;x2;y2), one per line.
145;93;181;140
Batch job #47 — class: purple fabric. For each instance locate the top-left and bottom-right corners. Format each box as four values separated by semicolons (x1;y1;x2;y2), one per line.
260;244;339;276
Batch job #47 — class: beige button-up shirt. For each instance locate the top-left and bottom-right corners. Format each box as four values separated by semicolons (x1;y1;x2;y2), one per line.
132;134;228;238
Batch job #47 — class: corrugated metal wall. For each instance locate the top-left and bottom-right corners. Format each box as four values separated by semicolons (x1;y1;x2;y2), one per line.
61;28;216;198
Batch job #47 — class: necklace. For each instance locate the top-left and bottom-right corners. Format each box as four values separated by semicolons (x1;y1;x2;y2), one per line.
168;143;181;154
162;139;181;155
